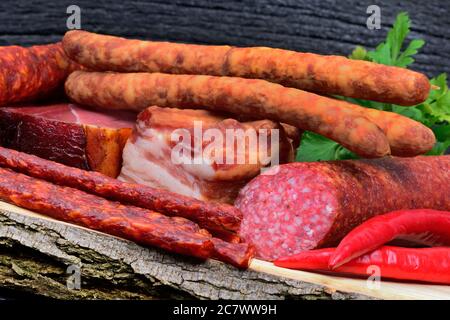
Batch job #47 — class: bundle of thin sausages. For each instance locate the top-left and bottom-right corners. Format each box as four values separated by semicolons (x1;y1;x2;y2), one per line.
62;30;436;158
0;146;253;268
0;146;241;240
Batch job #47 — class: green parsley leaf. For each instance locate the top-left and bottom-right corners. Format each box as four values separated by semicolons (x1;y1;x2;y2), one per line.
368;42;392;65
296;12;449;161
296;132;357;162
396;39;425;68
366;12;424;68
386;12;410;62
426;123;450;155
425;74;450;123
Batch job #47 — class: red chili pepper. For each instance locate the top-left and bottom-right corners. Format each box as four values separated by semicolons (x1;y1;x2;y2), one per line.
329;209;450;269
274;246;450;285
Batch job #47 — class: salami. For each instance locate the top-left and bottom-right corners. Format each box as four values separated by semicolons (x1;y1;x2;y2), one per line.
0;146;241;238
65;71;391;158
235;156;450;261
63;30;430;105
0;43;79;106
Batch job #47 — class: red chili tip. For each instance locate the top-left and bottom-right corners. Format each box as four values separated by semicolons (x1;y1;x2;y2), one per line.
329;245;356;269
274;256;302;269
273;258;289;268
328;254;343;270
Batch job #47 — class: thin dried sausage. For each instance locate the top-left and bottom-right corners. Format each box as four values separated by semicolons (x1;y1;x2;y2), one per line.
0;43;79;106
0;166;254;267
341;104;435;156
0;146;242;238
0;167;214;260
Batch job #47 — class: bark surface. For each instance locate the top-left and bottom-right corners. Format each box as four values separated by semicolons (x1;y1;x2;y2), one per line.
0;207;370;299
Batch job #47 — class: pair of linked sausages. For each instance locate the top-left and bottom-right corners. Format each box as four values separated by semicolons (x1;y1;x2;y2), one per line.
0;30;435;158
61;31;435;158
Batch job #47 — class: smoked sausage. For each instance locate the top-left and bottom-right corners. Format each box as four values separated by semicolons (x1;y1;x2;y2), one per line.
63;30;430;105
0;43;79;106
0;167;214;260
0;166;254;268
65;71;391;158
341;105;435;156
0;146;242;239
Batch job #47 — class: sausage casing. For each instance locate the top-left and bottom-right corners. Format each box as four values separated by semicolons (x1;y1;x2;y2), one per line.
65;71;391;158
63;30;430;106
0;43;79;106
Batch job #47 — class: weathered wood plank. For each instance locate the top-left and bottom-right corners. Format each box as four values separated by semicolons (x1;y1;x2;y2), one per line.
0;206;370;300
0;0;449;77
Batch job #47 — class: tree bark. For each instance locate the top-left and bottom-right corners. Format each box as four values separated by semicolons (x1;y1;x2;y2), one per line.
0;207;370;300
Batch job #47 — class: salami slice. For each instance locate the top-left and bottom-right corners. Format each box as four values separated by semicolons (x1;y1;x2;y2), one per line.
235;156;450;261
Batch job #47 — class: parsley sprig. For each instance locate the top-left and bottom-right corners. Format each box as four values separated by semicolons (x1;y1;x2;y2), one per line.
296;12;450;161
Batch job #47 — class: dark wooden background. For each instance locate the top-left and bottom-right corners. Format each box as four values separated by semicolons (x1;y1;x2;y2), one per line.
0;0;449;77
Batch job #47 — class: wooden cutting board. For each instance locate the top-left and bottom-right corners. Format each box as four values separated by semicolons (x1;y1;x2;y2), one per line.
249;260;450;300
0;200;449;300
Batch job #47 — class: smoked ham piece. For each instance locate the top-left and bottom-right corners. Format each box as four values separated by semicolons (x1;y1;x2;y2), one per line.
118;106;296;204
0;103;136;177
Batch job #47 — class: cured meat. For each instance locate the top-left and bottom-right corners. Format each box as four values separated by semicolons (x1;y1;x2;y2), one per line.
118;106;295;204
280;124;302;151
235;156;450;261
0;42;79;106
63;30;429;105
65;71;391;158
341;104;435;157
0;146;242;238
0;166;254;268
211;238;255;268
0;167;214;260
0;103;135;177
